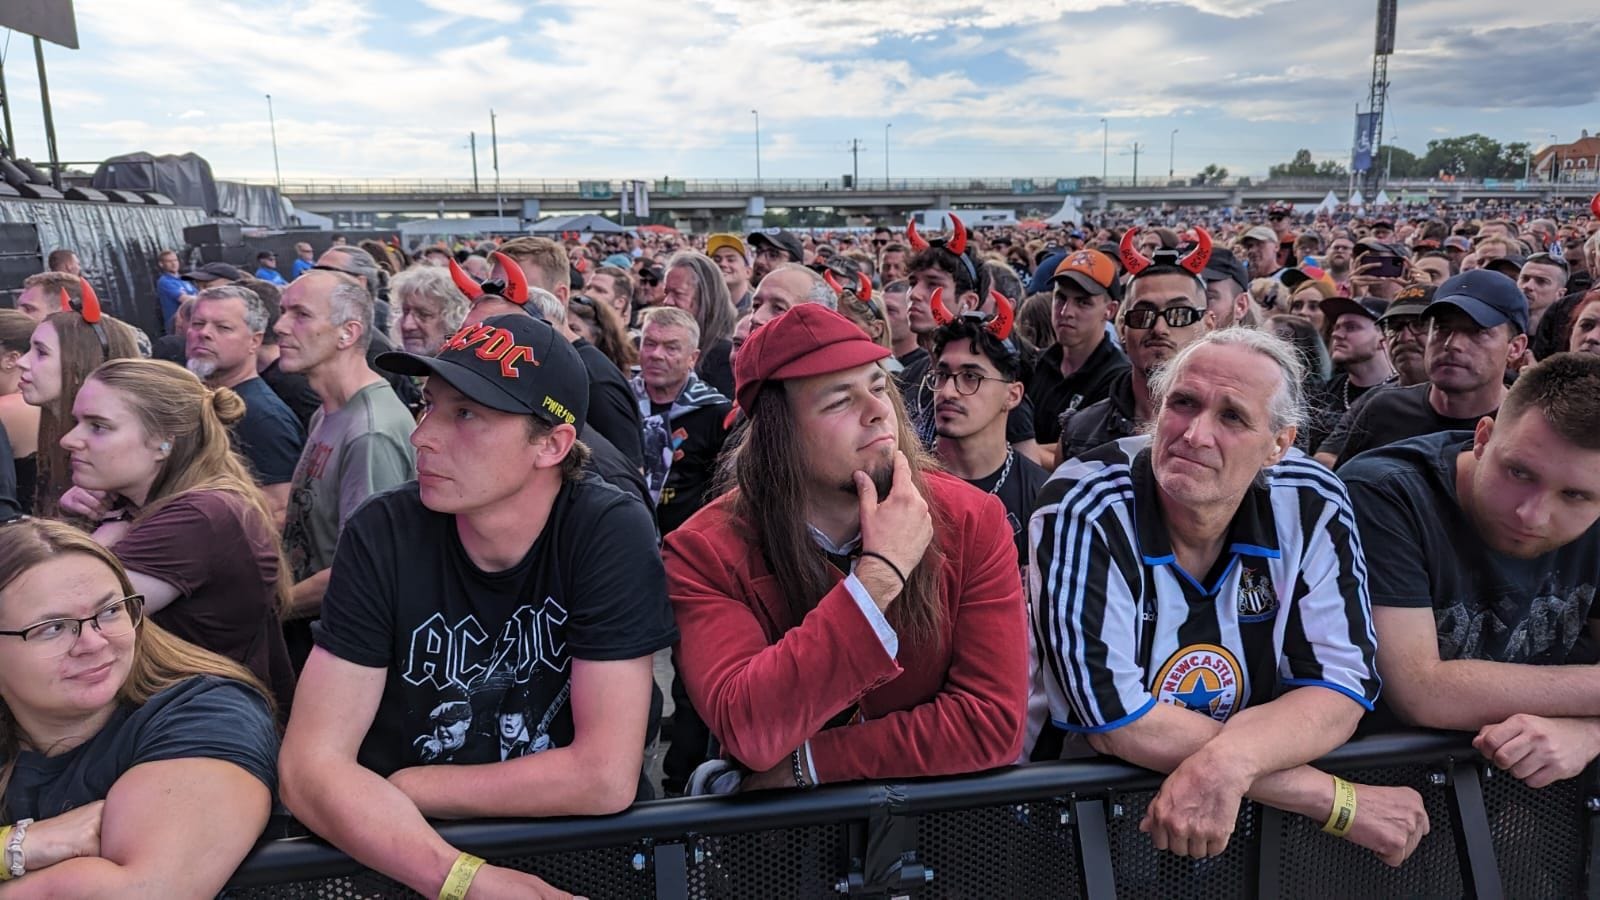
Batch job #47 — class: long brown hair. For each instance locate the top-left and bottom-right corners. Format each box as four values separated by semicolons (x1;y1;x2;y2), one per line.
569;293;639;371
87;359;293;617
34;311;140;517
718;376;946;647
0;519;269;814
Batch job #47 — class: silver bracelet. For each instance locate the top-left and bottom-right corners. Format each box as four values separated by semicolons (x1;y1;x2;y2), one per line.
6;817;32;880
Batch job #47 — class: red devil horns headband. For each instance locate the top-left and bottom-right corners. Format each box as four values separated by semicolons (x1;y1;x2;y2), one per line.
1119;226;1214;280
447;256;483;301
822;270;873;302
75;277;103;324
906;213;968;256
928;287;1015;342
1591;192;1600;220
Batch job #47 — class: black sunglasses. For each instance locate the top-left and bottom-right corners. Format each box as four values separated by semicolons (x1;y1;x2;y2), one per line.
1124;306;1207;330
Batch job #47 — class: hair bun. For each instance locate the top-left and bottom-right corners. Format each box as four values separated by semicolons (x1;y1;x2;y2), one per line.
209;387;247;426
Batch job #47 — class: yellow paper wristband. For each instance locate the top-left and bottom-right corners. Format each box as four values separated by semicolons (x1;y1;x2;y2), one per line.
0;826;11;882
1322;776;1358;838
438;852;486;900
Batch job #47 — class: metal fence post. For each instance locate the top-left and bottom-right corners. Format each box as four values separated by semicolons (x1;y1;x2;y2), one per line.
1072;797;1117;900
1447;761;1504;900
652;842;688;900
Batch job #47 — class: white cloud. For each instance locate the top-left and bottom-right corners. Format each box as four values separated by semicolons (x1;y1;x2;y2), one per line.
417;0;526;22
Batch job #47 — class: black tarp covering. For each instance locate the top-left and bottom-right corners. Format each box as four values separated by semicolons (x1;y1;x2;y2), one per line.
0;198;205;337
91;152;219;215
213;180;291;229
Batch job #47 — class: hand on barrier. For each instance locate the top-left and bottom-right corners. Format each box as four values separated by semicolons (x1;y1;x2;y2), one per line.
466;863;585;900
855;451;934;602
1341;784;1429;867
17;800;104;870
1473;713;1600;789
1140;757;1249;859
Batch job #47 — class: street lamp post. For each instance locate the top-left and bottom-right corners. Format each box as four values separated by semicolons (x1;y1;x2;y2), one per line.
885;123;891;185
752;109;761;184
265;94;282;192
1169;129;1178;179
1100;118;1109;183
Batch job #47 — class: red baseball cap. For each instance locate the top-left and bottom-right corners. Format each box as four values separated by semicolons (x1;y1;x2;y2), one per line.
734;305;890;413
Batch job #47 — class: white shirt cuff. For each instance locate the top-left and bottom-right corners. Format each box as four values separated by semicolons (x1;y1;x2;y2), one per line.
842;571;899;659
803;739;819;785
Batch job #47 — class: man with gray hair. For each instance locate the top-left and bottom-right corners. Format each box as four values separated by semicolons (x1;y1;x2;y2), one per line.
1028;328;1428;866
187;284;305;526
276;270;417;669
390;265;471;356
748;262;836;328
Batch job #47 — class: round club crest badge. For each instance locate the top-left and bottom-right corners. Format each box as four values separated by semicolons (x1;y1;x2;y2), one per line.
1153;643;1243;722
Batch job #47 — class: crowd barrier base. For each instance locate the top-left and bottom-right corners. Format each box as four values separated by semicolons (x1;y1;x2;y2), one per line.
222;731;1597;899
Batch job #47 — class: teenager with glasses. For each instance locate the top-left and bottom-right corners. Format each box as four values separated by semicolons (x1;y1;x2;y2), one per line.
15;282;140;517
0;518;277;896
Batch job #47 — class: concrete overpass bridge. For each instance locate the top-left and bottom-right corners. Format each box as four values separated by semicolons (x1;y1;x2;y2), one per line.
257;175;1600;229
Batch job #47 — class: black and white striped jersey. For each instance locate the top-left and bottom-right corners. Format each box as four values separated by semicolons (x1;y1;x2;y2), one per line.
1029;435;1380;736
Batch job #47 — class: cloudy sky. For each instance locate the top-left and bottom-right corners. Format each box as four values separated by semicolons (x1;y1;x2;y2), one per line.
4;0;1598;182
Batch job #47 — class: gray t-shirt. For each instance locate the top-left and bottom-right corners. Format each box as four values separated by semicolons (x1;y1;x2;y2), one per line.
284;380;416;583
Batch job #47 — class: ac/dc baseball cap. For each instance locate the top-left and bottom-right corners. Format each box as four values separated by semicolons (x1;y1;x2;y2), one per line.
1051;248;1116;297
375;313;589;429
734;304;889;414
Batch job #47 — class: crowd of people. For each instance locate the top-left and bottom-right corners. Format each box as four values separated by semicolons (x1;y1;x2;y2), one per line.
0;194;1598;897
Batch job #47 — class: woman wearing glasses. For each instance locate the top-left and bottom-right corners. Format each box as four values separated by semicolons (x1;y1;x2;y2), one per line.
0;518;277;895
16;289;139;518
57;359;296;719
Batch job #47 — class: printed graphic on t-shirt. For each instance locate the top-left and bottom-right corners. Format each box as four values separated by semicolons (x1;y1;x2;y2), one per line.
402;597;573;765
1435;581;1597;663
283;439;333;580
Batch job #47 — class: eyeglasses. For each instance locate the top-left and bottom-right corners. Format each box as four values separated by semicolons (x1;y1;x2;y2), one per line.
1123;305;1206;330
1379;317;1424;338
0;595;144;657
924;370;1009;396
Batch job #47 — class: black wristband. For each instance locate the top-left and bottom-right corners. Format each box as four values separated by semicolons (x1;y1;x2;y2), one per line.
791;747;813;789
857;550;908;588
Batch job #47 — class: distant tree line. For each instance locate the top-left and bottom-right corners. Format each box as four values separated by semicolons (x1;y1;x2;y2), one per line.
1265;134;1536;180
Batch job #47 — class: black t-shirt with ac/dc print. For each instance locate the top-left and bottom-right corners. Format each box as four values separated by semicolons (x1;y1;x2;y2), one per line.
313;476;678;778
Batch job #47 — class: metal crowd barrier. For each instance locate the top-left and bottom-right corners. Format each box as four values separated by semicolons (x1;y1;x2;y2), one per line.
222;730;1596;899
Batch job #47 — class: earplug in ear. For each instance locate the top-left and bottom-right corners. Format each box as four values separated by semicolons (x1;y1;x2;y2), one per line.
159;441;172;453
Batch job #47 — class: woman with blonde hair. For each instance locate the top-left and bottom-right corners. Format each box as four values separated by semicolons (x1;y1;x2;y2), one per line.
59;359;296;716
16;285;139;517
0;518;277;896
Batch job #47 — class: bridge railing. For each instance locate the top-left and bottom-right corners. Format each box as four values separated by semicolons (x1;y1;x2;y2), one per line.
221;730;1597;899
236;175;1600;198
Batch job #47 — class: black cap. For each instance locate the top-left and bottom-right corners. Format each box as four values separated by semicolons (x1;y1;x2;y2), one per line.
1320;296;1388;325
375;314;590;429
182;262;243;283
1201;246;1249;291
256;250;276;261
747;228;804;264
1380;285;1435;322
1483;255;1526;278
1426;270;1530;336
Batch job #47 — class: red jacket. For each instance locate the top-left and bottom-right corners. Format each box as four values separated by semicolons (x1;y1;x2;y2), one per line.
662;470;1027;784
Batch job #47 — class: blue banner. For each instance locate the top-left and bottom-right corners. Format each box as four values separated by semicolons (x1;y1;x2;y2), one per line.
1351;113;1379;173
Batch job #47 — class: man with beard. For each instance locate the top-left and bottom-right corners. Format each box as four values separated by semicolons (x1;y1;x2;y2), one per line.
746;229;804;284
1344;354;1600;787
1059;244;1216;462
926;295;1047;565
390;266;471;356
1314;287;1433;467
1306;298;1395;453
662;304;1026;789
1239;225;1283;281
186;285;305;528
1332;272;1527;468
1324;235;1356;291
1202;248;1252;329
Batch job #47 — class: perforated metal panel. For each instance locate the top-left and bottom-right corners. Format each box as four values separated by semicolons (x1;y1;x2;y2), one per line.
917;801;1082;899
685;823;845;899
1483;769;1585;898
1105;790;1257;900
1274;764;1461;900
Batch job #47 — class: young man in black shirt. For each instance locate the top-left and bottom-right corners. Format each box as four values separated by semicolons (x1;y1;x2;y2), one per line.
1344;354;1600;787
1332;270;1527;468
927;294;1048;566
279;313;678;900
1027;248;1129;467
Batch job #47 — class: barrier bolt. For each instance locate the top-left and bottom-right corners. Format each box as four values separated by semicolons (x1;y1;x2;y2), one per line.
835;877;850;893
1586;797;1600;812
1427;771;1447;785
1111;803;1126;818
925;868;936;884
631;852;646;871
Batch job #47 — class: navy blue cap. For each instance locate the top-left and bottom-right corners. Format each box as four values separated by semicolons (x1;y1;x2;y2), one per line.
1426;270;1529;336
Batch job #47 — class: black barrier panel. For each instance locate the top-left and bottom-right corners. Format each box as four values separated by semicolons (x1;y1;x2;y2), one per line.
222;732;1595;899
